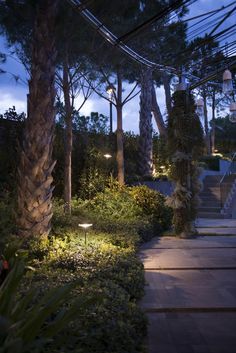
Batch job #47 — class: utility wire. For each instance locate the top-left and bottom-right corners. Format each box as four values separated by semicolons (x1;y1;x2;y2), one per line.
116;0;194;43
66;0;236;92
209;5;236;36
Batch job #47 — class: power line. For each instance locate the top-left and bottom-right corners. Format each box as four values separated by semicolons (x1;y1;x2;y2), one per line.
116;0;194;43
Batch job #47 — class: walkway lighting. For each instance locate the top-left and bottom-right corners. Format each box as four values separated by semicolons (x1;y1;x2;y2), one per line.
223;69;233;94
78;223;93;244
104;154;112;159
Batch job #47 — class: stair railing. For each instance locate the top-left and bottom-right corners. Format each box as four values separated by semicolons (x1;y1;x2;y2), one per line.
220;152;236;208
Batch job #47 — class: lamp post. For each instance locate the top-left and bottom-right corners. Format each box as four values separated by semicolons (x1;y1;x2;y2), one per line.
78;223;93;244
106;84;116;134
102;154;112;207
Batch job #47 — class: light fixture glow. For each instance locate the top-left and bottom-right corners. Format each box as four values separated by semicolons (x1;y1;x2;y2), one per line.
79;223;93;229
106;84;116;96
79;224;93;244
104;154;112;159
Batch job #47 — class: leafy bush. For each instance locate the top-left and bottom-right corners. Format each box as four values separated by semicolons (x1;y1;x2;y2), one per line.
0;193;16;241
0;183;170;353
0;260;92;353
199;155;220;171
129;185;172;230
79;184;172;240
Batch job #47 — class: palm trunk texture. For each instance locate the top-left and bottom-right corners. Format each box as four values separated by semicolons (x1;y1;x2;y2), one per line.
139;68;153;177
17;0;58;237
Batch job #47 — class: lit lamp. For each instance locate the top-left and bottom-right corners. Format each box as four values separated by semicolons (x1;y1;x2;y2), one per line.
223;69;233;94
196;98;204;116
229;102;236;123
106;84;116;134
104;154;112;160
78;223;93;244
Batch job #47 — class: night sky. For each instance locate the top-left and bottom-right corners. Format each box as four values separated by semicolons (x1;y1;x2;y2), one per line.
0;0;235;133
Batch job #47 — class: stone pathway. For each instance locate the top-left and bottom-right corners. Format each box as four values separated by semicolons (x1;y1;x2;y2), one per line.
196;218;236;235
139;236;236;353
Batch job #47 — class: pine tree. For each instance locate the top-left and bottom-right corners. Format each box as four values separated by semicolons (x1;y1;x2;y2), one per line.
139;68;153;176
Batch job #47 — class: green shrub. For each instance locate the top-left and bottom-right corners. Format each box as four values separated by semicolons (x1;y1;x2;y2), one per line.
129;185;172;230
199;155;220;171
0;193;16;241
0;260;93;353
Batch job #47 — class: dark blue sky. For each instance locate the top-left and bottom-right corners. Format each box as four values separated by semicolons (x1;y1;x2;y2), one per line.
0;0;235;132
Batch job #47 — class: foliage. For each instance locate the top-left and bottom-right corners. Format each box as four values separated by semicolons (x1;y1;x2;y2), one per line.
130;185;172;230
199;155;220;171
0;183;162;352
0;259;93;353
167;91;204;236
0;193;16;240
211;115;236;154
0;110;23;193
80;183;172;238
0;112;171;196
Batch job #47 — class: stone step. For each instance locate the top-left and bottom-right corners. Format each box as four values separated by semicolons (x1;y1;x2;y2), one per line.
203;187;220;192
199;192;220;200
198;207;222;213
204;175;223;180
199;200;221;206
203;181;220;187
198;212;224;219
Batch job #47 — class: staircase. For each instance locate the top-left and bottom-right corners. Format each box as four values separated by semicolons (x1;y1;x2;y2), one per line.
198;175;224;219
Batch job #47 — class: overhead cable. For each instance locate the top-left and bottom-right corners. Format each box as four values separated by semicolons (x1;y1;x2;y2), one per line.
67;0;178;72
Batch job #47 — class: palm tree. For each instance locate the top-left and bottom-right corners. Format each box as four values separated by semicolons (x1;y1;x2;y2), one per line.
17;0;59;237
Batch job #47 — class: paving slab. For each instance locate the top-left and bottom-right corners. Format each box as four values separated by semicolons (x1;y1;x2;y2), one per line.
140;235;236;250
147;312;236;353
140;247;236;269
197;227;236;235
196;218;236;228
141;269;236;310
140;235;236;353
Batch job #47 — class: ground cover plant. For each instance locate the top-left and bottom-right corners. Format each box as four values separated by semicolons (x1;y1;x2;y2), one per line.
0;184;171;353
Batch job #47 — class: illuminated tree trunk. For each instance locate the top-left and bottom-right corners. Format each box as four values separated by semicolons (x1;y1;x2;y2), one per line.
203;91;211;154
17;0;58;237
211;90;216;154
151;82;167;137
139;68;153;177
116;69;125;185
162;72;172;117
62;51;73;214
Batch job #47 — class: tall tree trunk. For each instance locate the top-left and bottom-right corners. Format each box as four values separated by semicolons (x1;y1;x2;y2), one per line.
151;82;167;137
139;68;153;177
203;91;211;154
116;69;125;185
162;72;172;117
62;53;73;214
211;90;216;154
17;0;58;237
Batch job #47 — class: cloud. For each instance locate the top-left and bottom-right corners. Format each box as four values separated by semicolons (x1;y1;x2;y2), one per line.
0;89;27;114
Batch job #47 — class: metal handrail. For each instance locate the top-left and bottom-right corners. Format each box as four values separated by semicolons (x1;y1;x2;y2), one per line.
220;152;236;207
